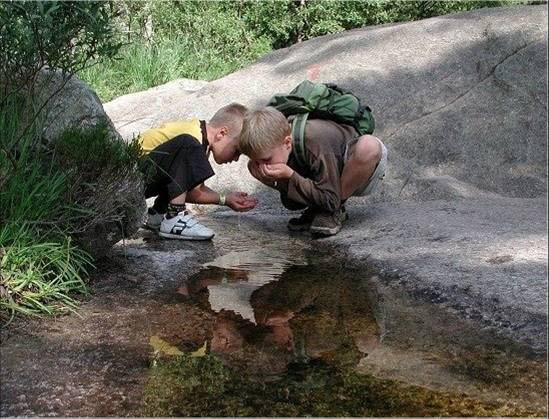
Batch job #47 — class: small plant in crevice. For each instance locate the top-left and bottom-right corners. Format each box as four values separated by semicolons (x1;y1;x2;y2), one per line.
50;123;143;242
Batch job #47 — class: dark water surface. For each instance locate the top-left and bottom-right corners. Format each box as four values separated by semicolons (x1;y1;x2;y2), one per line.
1;216;547;416
143;233;547;416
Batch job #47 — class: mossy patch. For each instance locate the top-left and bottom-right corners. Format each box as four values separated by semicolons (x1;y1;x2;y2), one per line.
142;353;542;417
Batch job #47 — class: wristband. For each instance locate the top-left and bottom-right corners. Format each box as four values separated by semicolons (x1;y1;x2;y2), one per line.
218;193;226;206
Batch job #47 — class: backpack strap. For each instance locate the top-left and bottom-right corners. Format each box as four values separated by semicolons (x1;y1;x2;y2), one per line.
291;113;309;167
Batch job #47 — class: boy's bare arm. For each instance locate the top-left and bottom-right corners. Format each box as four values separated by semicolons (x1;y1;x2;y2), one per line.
186;183;257;212
186;183;220;205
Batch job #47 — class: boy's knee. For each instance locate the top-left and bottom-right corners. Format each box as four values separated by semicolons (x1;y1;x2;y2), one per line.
353;135;381;164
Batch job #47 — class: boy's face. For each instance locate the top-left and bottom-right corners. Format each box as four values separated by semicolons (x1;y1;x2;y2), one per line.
210;128;241;164
251;136;292;166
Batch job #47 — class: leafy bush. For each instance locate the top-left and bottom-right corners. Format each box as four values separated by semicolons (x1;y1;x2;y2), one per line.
0;1;138;322
0;1;121;102
0;97;142;322
51;124;143;244
53;124;142;182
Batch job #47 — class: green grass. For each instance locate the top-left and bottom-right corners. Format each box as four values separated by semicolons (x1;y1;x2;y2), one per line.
78;0;537;103
0;102;91;322
80;37;271;102
0;234;92;321
0;95;141;323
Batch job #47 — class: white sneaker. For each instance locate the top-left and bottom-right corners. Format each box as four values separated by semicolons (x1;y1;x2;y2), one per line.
158;211;215;240
144;210;164;231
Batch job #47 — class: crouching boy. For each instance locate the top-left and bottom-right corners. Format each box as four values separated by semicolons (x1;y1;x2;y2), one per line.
239;107;387;236
139;103;257;240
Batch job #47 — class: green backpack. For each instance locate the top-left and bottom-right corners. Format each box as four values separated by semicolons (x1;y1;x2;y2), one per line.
267;80;375;166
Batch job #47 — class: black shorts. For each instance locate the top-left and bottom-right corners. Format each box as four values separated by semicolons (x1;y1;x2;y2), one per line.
140;134;214;201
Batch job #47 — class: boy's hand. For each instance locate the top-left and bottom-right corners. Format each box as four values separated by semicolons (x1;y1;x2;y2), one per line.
248;160;268;182
262;163;294;180
226;192;258;212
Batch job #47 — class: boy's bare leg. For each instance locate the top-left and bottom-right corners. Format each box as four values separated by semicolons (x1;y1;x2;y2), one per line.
169;192;187;205
341;135;382;201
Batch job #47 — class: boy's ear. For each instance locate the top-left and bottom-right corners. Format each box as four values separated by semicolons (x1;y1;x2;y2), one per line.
283;135;293;149
219;126;229;137
213;126;228;143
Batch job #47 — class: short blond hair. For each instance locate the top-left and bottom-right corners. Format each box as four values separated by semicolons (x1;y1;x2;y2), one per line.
209;103;248;139
239;107;290;157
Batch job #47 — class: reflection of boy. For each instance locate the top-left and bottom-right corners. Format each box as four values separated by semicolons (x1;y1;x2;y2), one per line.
138;103;257;240
239;107;387;236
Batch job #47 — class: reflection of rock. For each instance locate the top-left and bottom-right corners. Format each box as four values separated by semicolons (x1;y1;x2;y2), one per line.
208;284;257;323
204;249;300;287
201;249;304;323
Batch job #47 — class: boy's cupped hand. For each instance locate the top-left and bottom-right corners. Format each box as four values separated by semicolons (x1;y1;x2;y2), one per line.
226;192;258;212
261;163;294;180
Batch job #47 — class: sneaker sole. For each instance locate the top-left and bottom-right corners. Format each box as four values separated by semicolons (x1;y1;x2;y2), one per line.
309;225;342;236
287;223;312;232
142;223;161;232
158;231;215;240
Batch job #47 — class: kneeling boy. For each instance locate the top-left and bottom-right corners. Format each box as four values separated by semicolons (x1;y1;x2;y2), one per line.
139;103;257;240
239;107;387;236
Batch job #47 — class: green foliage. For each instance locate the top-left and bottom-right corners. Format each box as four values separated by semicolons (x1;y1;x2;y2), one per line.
80;0;534;102
0;0;123;198
0;1;142;322
0;96;141;322
81;0;274;101
0;1;122;99
0;98;90;322
53;124;142;182
237;0;531;45
80;35;270;101
0;235;92;321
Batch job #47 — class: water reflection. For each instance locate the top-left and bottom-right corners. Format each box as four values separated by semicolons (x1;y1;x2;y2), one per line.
178;250;380;374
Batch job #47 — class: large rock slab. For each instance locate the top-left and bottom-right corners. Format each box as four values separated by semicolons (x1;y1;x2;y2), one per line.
329;197;548;351
103;78;208;140
106;5;547;203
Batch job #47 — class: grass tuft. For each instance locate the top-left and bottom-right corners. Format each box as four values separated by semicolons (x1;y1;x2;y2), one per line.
0;95;142;322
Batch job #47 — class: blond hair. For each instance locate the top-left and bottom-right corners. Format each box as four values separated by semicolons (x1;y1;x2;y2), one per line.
239;107;290;157
209;103;248;139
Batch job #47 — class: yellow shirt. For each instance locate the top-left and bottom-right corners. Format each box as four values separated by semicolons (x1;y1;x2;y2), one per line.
139;119;203;154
